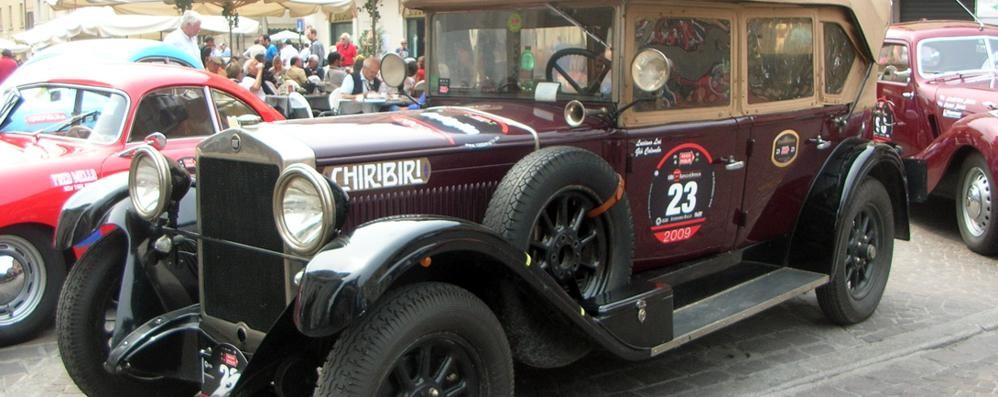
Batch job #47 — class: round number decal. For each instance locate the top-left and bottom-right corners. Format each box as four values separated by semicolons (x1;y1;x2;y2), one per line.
648;143;716;244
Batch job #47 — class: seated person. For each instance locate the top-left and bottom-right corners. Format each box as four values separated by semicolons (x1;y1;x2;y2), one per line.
339;56;388;99
323;52;349;93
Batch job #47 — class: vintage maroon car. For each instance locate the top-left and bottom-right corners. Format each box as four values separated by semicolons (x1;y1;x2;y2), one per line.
875;21;998;254
0;63;282;345
55;1;907;396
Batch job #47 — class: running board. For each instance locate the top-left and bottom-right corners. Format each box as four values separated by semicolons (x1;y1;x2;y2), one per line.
650;268;828;356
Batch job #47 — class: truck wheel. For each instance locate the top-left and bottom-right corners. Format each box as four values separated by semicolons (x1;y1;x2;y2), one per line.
316;282;513;397
956;153;998;255
57;232;195;397
817;179;894;325
484;146;633;300
0;227;66;346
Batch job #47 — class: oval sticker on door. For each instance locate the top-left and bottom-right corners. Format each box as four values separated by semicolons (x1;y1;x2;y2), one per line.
771;130;800;168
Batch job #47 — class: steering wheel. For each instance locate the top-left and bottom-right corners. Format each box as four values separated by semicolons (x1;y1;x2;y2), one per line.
64;125;92;139
545;48;612;96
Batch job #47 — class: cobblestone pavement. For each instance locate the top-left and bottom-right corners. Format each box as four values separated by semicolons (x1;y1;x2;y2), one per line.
2;197;998;396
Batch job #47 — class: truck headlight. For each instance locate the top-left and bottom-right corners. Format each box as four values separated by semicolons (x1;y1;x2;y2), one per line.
128;146;172;221
273;164;337;255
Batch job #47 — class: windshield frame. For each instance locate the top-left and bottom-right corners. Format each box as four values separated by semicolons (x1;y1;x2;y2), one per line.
1;82;132;145
916;35;998;80
425;2;621;103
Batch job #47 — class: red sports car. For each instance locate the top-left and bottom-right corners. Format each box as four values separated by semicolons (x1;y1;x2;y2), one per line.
0;62;282;344
876;21;998;255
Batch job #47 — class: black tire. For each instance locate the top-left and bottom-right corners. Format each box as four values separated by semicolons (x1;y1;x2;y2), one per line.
955;153;998;255
0;226;66;346
316;282;513;397
57;232;195;397
817;179;894;325
483;146;633;300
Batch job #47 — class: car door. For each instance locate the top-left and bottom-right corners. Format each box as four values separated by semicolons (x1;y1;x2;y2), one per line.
101;86;218;175
622;8;747;271
876;41;926;155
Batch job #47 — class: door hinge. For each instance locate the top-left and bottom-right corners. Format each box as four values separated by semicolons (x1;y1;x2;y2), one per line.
733;209;747;227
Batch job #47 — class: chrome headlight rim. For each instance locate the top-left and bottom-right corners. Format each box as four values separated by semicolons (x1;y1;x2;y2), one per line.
128;145;173;221
273;164;336;256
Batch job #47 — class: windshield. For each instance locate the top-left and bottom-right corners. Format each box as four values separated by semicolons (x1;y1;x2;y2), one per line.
0;85;128;144
430;5;615;100
918;36;998;78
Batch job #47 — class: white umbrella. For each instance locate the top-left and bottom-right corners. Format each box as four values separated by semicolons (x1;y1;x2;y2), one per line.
270;29;304;43
0;39;31;54
15;6;259;48
44;0;354;17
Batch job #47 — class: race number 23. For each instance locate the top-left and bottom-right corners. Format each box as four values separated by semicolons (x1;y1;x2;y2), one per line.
666;181;698;216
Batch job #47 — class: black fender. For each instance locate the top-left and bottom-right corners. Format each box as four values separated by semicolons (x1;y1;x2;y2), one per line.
59;184;200;353
293;215;654;361
790;138;911;273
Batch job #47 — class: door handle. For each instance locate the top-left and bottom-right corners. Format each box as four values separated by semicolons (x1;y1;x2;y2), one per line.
808;136;832;150
902;92;914;99
718;155;744;171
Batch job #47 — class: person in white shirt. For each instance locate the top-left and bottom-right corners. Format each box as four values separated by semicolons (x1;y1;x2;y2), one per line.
339;56;388;98
164;11;202;67
279;40;298;69
228;59;265;101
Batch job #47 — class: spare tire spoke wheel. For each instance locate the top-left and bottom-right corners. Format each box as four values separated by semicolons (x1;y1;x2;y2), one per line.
530;188;609;299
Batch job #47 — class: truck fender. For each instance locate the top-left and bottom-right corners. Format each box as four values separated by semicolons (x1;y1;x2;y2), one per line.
790;138;910;273
293;215;652;361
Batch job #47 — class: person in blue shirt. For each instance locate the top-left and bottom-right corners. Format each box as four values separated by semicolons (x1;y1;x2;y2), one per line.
262;34;278;64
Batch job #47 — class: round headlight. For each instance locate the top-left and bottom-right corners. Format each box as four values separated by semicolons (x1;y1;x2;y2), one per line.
631;48;672;92
273;164;336;255
380;53;408;88
128;146;172;221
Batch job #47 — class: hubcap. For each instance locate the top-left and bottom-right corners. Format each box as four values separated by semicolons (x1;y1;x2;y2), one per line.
962;167;992;237
0;236;46;326
378;334;480;397
529;187;610;299
844;206;882;300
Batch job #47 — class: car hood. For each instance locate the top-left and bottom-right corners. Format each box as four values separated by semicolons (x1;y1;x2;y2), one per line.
0;133;95;165
929;76;998;117
253;103;597;161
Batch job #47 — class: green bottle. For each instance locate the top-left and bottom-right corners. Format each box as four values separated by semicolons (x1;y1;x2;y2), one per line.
520;46;535;71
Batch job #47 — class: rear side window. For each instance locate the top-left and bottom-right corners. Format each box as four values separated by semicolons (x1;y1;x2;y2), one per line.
877;44;911;84
747;17;814;103
211;89;260;129
823;23;856;95
130;87;214;141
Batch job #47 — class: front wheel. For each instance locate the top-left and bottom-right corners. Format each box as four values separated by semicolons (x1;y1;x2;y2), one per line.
955;153;998;255
57;232;194;397
817;179;894;325
315;282;513;397
0;227;66;346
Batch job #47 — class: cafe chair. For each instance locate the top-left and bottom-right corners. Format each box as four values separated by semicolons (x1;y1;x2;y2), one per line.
327;87;345;116
288;92;314;119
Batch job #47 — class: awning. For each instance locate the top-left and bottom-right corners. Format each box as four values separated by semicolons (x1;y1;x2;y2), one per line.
44;0;355;18
15;6;260;47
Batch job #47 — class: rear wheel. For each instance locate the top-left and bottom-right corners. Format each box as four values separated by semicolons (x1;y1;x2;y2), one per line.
817;179;894;325
0;227;66;346
316;282;513;397
955;153;998;255
57;232;194;397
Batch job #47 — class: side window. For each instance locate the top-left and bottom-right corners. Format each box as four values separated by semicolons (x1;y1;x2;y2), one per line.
823;23;856;95
633;16;732;112
130;87;214;141
211;89;260;129
877;44;911;84
747;17;814;103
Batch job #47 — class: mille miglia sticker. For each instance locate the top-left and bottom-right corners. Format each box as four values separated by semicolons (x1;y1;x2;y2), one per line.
648;143;716;244
771;130;800;168
325;158;431;192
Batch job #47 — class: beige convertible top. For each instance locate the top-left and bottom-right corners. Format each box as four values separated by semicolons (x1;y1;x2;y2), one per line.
404;0;889;58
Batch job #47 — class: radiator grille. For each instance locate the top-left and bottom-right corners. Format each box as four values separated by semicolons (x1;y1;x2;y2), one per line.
198;157;286;331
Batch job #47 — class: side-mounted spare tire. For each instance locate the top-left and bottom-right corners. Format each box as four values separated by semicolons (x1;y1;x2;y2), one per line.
483;145;633;368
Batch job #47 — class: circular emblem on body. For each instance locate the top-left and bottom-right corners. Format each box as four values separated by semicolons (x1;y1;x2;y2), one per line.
648;143;716;244
771;130;800;168
230;134;241;152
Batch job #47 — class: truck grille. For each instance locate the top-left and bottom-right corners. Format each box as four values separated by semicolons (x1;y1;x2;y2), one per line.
198;157;286;331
